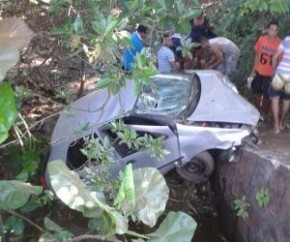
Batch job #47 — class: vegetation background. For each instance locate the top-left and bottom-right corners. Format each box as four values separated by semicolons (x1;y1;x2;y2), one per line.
0;0;289;241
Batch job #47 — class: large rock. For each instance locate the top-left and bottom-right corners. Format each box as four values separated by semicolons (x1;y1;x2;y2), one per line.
214;149;290;242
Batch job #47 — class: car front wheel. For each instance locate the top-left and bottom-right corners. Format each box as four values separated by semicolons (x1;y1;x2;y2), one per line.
176;151;214;184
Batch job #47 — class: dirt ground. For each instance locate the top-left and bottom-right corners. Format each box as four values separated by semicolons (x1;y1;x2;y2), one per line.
257;119;290;164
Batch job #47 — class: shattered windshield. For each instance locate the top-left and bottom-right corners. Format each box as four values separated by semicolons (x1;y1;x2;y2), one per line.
134;74;200;119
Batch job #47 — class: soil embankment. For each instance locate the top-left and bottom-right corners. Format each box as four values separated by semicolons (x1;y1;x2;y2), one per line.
214;144;290;242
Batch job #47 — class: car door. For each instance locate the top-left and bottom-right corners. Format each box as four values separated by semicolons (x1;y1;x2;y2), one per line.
98;114;181;177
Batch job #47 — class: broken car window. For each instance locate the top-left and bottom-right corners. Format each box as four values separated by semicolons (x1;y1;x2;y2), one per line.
134;75;200;119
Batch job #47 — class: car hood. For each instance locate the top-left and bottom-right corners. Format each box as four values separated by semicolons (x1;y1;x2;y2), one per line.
187;70;260;126
51;80;136;143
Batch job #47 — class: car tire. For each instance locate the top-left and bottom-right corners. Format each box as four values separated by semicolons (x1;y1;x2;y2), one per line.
176;151;214;184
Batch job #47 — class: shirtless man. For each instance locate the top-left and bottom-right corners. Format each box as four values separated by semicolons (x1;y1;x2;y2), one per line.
199;36;240;78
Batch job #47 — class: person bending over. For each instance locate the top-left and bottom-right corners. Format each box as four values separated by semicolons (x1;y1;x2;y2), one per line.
199;36;240;78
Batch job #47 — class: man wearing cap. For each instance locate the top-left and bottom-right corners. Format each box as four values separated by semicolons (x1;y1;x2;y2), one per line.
157;32;179;73
122;24;148;72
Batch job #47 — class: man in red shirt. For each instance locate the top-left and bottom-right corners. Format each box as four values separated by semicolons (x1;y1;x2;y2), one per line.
250;21;281;115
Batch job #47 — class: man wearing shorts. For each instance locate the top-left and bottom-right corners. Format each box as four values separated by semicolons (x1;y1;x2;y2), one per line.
250;21;281;114
268;35;290;134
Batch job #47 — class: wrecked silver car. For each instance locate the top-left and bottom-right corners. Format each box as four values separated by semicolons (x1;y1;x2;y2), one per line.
46;70;259;184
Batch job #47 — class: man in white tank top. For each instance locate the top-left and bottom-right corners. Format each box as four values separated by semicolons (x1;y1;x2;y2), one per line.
199;36;240;78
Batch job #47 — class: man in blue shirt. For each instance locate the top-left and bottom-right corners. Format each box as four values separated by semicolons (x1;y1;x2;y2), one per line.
122;24;148;71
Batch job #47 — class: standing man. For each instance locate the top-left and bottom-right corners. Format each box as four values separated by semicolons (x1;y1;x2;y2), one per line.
157;33;179;73
122;24;148;72
250;21;281;114
268;35;290;134
189;9;215;41
199;36;240;78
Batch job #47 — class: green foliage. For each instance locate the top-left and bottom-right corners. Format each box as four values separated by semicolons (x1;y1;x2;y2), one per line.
143;134;170;160
234;196;250;220
46;159;193;240
256;188;270;208
54;86;73;103
47;160;104;217
19;190;54;213
177;38;200;60
0;2;203;240
48;0;201;94
0;83;17;144
132;167;169;227
114;163;135;212
214;0;289;88
82;135;114;165
0;18;33;145
111;120;169;160
14;85;32;105
43;217;73;242
242;0;290;14
0;180;42;210
3;215;24;236
146;211;197;242
81;135;117;195
96;66;127;94
8;138;45;181
131;51;158;95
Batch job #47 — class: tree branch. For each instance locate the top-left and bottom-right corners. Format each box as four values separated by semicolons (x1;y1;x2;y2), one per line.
69;234;121;242
5;210;44;233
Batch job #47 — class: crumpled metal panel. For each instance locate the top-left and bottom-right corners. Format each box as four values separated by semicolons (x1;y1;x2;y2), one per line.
186;70;260;126
177;123;251;163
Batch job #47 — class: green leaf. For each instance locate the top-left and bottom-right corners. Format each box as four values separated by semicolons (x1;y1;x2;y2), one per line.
133;167;169;227
96;77;113;89
107;210;128;235
47;160;103;217
4;215;24;236
88;217;110;235
114;163;135;213
147;212;197;242
44;217;63;232
15;170;29;181
43;217;73;242
182;9;203;19
73;17;83;34
47;160;128;234
0;83;17;144
89;208;128;235
241;211;249;220
0;180;42;209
